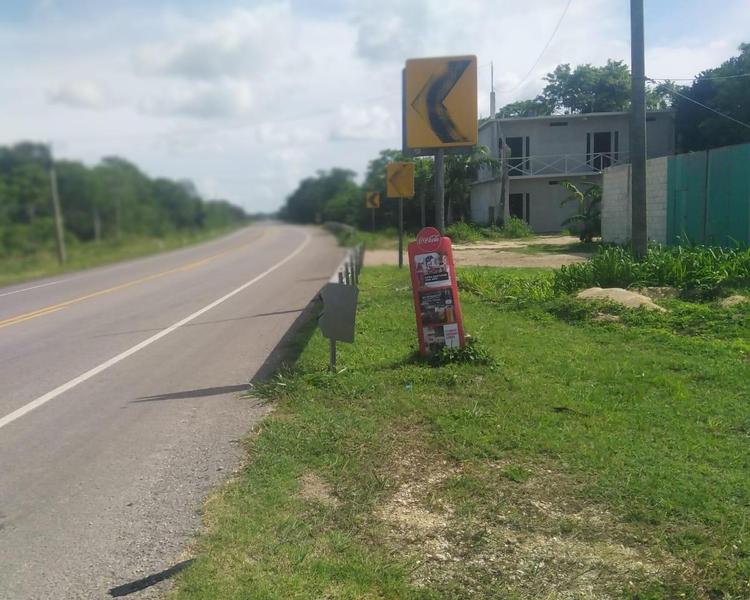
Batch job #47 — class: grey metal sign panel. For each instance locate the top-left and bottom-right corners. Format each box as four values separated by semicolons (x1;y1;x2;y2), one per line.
318;283;358;343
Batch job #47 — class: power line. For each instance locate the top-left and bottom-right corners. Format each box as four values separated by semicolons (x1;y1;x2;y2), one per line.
649;73;750;82
505;0;573;95
652;79;750;130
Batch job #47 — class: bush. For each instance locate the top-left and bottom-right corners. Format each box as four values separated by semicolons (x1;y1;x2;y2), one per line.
458;268;554;306
554;244;750;297
444;218;533;244
445;221;483;243
501;216;533;239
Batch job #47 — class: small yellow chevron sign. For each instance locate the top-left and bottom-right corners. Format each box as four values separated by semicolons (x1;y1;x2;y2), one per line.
365;191;380;208
386;162;415;199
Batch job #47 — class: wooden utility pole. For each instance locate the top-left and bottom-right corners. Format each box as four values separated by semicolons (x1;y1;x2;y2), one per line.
434;149;445;232
630;0;648;256
49;161;66;265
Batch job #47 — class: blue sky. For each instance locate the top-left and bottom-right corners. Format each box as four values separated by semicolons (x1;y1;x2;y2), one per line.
1;0;747;212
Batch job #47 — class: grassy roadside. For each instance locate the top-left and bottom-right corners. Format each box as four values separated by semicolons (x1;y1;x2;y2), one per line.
0;225;245;288
328;225;400;250
170;266;749;600
504;241;601;255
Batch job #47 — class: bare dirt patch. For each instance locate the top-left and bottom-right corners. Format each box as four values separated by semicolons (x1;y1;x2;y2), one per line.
373;454;690;599
365;235;591;268
297;472;339;507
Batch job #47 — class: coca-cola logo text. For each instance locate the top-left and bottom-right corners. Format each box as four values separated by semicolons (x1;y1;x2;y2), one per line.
416;227;442;251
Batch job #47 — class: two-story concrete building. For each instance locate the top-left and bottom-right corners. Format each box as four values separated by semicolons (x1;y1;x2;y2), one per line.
471;111;675;232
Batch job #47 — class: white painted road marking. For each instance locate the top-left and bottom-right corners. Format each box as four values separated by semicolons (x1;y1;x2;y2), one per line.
0;232;310;431
0;280;61;298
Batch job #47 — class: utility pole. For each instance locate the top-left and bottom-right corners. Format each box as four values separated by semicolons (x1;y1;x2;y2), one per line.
630;0;648;257
434;148;445;232
48;149;66;265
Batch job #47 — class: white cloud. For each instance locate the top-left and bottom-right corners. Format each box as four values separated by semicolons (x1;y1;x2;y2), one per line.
330;105;397;141
47;80;110;109
142;81;254;119
133;4;296;81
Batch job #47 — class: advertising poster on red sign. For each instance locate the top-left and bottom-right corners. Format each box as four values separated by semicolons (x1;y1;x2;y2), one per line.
408;227;465;355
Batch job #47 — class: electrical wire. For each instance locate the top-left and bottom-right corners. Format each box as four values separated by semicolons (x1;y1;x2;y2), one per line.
505;0;574;95
651;79;750;130
649;73;750;82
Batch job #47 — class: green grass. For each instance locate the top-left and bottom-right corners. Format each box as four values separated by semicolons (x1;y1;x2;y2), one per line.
0;226;242;287
505;241;601;255
325;223;399;249
171;266;750;600
555;243;750;298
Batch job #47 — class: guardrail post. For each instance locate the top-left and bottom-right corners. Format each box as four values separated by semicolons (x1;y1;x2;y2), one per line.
329;338;337;372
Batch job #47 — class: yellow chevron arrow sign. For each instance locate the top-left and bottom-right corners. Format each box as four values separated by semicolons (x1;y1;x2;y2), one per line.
386;162;415;199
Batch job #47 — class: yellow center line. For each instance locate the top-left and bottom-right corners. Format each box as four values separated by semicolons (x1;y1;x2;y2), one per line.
0;233;266;331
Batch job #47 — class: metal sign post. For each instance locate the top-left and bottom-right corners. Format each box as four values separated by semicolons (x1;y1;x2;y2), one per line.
386;162;415;268
403;55;477;232
398;197;404;268
365;191;380;233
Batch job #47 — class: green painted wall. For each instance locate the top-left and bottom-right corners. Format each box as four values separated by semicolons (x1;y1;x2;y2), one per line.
667;143;750;246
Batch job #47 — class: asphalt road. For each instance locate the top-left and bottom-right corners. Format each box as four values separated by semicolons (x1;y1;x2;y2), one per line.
0;224;343;599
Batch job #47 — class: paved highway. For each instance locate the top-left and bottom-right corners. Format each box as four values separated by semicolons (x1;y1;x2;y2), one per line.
0;224;343;599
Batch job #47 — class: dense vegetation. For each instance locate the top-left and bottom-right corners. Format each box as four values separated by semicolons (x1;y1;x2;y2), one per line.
278;148;496;232
554;244;750;298
672;43;750;151
444;218;533;243
0;142;247;260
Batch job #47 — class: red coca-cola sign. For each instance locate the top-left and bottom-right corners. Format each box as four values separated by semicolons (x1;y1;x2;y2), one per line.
407;229;465;356
415;227;442;252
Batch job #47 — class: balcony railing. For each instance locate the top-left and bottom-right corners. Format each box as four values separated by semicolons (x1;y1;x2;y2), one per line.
506;152;629;177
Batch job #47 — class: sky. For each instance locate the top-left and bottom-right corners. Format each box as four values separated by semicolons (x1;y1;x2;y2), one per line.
1;0;748;213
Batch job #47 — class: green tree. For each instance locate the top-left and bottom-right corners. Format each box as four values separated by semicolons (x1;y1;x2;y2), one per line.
672;43;750;152
496;98;551;118
0;142;247;258
280;168;357;224
542;61;631;113
497;60;670;117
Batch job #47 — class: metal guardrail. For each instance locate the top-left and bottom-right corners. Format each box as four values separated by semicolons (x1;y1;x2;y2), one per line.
331;243;365;286
320;243;365;371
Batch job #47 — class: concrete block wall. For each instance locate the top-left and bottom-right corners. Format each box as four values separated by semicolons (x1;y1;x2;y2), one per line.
602;157;668;244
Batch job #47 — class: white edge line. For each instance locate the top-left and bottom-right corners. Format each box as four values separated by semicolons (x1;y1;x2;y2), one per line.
0;280;61;298
0;232;311;431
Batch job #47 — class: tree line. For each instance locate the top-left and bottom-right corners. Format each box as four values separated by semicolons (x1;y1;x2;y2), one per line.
278;147;495;232
280;45;749;231
0;142;248;257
